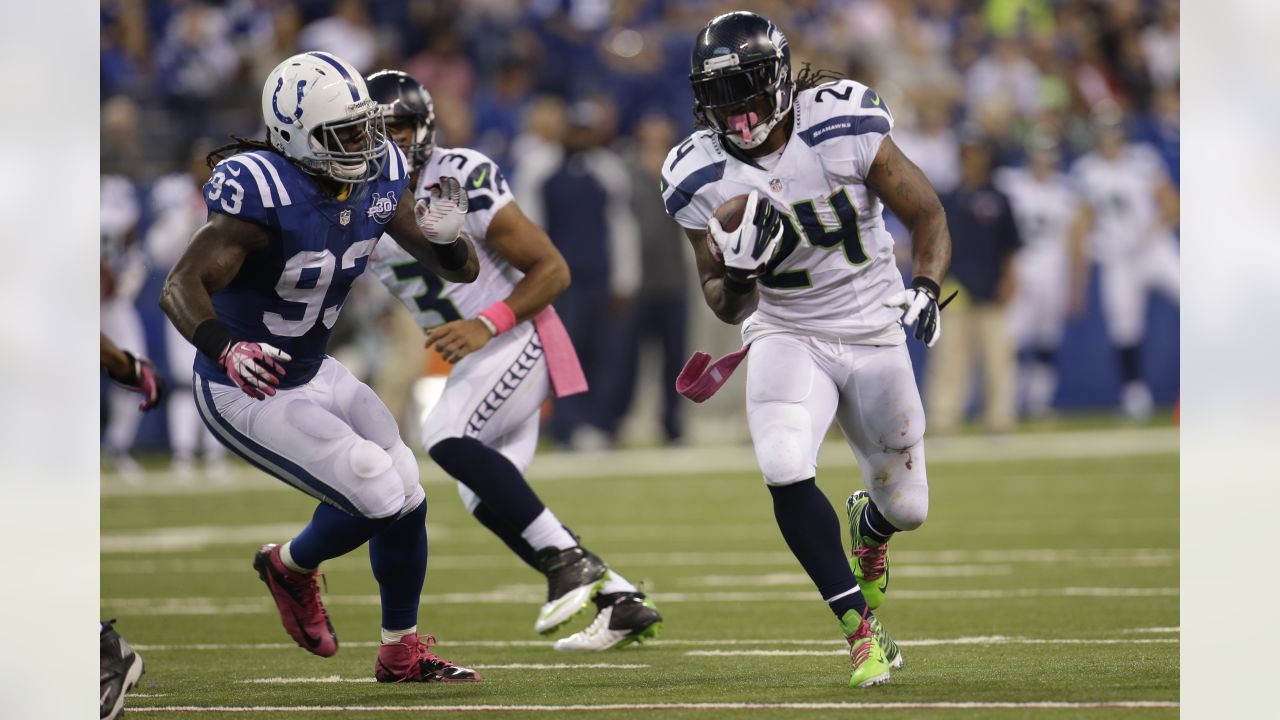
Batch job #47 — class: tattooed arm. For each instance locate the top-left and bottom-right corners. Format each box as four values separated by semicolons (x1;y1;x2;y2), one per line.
866;136;951;285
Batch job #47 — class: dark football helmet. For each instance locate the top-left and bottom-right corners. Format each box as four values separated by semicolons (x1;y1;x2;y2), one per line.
365;69;436;170
689;11;793;149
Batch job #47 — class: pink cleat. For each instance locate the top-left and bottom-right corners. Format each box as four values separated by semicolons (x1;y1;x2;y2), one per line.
252;543;338;657
374;634;482;683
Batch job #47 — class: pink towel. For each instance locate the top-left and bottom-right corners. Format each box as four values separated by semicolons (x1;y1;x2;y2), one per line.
675;344;752;403
533;306;588;398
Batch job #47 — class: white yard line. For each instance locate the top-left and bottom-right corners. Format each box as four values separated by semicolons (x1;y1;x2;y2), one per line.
1122;626;1179;633
126;701;1179;713
104;586;1179;616
688;638;1178;656
103;427;1178;496
238;664;649;683
135;634;1180;653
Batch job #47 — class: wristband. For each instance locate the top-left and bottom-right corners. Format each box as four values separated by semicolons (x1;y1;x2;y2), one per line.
911;276;941;300
477;301;517;336
722;272;756;295
476;314;498;336
192;318;235;361
433;236;469;271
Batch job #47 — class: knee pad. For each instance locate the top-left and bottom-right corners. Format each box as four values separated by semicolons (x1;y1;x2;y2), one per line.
387;441;419;487
345;439;401;519
756;423;817;486
878;488;929;531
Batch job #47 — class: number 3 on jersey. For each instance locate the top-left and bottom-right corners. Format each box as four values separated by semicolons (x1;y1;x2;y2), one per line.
264;239;378;337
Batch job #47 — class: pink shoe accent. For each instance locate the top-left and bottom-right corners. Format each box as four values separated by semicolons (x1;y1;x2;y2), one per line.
534;306;588;398
675;344;752;403
252;544;338;657
375;634;482;683
846;608;875;670
853;544;888;580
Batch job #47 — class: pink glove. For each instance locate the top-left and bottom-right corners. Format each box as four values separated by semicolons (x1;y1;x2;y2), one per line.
675;344;752;403
219;341;291;400
114;351;166;411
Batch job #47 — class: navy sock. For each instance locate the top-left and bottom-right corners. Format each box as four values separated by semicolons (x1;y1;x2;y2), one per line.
858;499;900;545
429;437;547;532
768;479;868;620
471;500;540;570
289;502;395;570
369;500;428;631
1116;344;1142;384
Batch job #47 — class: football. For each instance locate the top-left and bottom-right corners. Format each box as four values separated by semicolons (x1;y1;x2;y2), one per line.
706;194;751;262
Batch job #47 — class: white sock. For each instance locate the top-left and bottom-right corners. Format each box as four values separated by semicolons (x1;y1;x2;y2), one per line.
600;570;638;595
280;541;313;573
381;626;416;645
520;508;578;551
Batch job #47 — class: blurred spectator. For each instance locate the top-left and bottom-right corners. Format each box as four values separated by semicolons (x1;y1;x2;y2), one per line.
153;3;238;109
518;99;640;449
101;175;149;479
611;114;690;445
101;96;144;177
994;133;1089;419
965;37;1043;119
1141;0;1179;90
893;96;961;193
1070;108;1180;420
298;0;378;73
929;138;1022;434
144;140;229;481
472;56;537;171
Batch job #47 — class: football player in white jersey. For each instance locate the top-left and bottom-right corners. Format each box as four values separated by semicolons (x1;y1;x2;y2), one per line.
365;70;662;651
1071;106;1179;419
661;12;953;688
994;133;1089;418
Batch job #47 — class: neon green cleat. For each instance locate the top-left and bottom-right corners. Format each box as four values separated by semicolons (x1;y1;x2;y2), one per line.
867;612;904;670
838;608;891;688
846;491;890;610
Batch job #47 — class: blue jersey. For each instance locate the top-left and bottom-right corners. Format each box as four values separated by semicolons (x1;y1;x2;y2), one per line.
194;142;411;387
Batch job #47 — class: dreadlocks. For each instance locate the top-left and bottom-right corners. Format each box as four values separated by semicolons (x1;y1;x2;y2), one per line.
794;62;845;92
206;136;278;168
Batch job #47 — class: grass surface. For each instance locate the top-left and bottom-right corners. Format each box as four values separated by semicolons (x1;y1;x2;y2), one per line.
102;433;1178;719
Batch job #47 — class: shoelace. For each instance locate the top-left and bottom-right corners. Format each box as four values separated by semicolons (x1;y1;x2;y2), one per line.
399;634;461;682
853;544;887;580
847;609;875;669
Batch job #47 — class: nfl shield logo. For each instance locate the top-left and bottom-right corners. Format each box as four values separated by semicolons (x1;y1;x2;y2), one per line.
339;209;351;226
769;178;783;192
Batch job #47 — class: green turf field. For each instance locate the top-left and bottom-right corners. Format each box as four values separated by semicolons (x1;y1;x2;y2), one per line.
101;427;1178;719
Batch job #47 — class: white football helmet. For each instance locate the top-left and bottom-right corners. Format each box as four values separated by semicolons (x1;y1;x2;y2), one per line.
261;51;387;184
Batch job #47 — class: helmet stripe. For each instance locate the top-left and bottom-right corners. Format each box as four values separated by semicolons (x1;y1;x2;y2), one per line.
306;51;361;102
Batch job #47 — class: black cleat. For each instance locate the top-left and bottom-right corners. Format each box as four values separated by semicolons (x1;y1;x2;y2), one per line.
100;620;144;720
533;546;608;634
554;592;664;650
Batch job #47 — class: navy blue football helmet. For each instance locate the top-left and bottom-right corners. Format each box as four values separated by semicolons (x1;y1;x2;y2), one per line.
366;70;436;170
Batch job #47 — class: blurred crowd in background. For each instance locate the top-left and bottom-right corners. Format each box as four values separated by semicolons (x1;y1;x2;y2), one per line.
101;0;1179;476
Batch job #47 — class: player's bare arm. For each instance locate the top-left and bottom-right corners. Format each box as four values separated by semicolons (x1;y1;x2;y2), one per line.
684;226;759;325
867;136;951;285
425;202;570;363
384;191;480;284
159;213;270;339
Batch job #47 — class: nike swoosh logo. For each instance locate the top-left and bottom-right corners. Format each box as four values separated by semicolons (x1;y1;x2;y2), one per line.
226;164;241;176
731;237;742;254
291;610;322;648
472;167;488;188
871;94;882;106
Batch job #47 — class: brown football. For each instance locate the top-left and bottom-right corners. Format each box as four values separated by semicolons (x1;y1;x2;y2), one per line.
712;194;751;233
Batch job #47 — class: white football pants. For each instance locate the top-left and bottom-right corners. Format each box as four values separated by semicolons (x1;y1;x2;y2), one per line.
195;358;422;519
745;335;929;531
1099;237;1180;346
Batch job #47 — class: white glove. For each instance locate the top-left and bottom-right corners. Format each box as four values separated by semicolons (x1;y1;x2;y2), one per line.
414;176;469;245
707;190;783;280
883;280;953;348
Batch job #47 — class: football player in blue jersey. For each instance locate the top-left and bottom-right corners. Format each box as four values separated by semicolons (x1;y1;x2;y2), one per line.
160;52;483;683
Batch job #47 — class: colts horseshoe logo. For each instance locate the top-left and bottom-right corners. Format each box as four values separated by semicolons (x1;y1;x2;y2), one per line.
272;77;308;124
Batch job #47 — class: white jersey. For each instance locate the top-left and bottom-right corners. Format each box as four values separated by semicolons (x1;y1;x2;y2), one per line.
993;167;1080;264
370;147;520;328
1070;144;1170;262
660;79;905;344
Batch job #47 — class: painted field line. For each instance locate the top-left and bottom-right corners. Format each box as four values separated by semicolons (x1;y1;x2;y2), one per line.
687;566;1014;587
100;547;1176;568
103;426;1178;497
689;637;1178;656
104;586;1180;616
1122;626;1179;633
239;664;649;683
127;701;1179;713
134;634;1178;652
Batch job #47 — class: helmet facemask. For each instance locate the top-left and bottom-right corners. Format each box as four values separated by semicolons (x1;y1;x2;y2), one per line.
692;56;792;150
383;112;435;171
305;104;388;184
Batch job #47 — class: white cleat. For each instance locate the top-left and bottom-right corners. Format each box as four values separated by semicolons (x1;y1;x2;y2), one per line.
554;593;662;651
